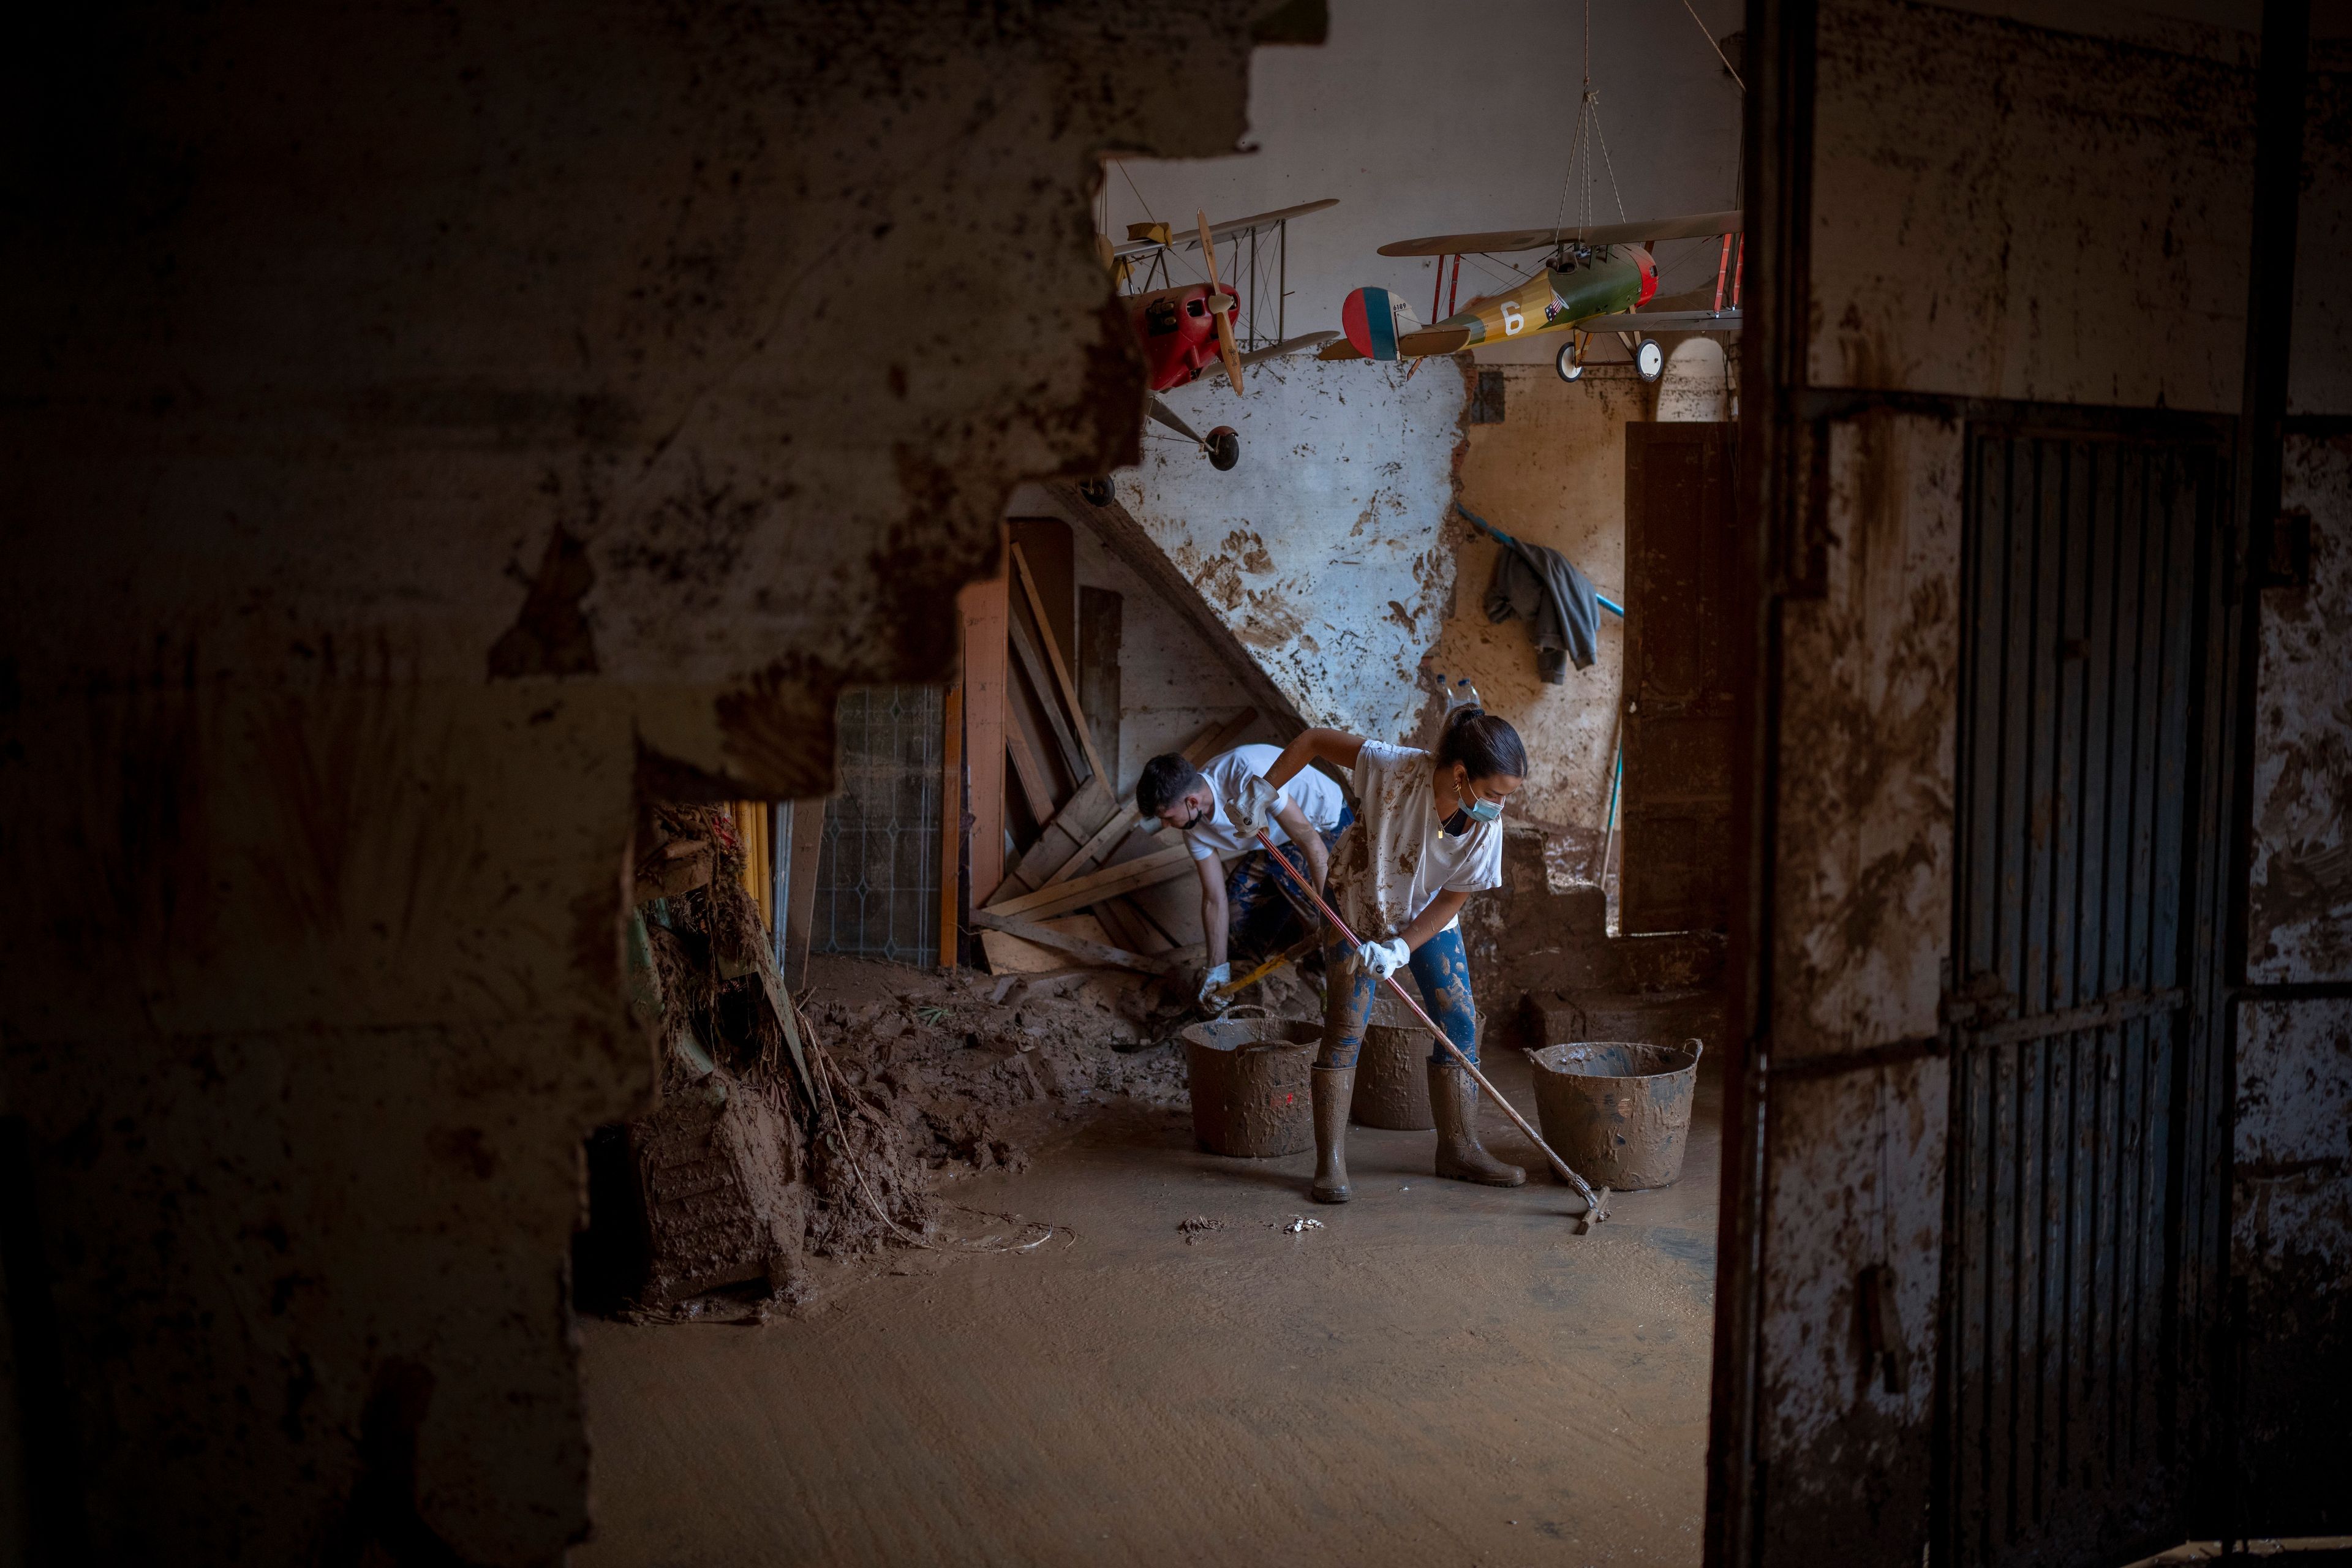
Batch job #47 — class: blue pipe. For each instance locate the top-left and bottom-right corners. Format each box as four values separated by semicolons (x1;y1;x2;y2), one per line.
1455;502;1623;617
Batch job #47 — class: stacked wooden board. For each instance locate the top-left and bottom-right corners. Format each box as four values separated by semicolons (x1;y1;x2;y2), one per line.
971;538;1254;975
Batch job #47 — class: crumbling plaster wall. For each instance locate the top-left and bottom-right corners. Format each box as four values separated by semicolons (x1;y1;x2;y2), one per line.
0;2;1290;1561
1744;3;2264;1562
1429;368;1645;873
1810;0;2255;410
1110;359;1471;745
1756;411;1962;1558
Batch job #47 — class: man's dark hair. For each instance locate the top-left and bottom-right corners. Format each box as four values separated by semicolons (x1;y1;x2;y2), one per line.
1135;753;1207;816
1433;705;1528;782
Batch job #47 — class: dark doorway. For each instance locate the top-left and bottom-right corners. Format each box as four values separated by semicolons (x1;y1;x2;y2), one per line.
1623;419;1739;934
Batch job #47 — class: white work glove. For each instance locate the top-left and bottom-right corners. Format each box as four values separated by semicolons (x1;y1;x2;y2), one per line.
1354;937;1410;979
1197;962;1232;1011
1227;774;1281;839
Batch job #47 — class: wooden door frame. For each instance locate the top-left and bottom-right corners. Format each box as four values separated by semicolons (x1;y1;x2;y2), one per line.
1622;418;1739;936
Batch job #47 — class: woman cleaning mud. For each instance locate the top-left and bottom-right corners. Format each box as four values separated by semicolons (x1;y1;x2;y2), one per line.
1226;694;1528;1203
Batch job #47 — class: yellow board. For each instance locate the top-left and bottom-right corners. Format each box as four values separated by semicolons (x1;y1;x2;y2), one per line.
731;801;772;930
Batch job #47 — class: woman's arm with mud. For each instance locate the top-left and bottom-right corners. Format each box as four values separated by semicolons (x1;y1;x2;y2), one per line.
1261;728;1362;791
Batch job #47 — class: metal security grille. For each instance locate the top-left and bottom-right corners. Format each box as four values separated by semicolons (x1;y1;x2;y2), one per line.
1938;430;2222;1568
813;685;941;968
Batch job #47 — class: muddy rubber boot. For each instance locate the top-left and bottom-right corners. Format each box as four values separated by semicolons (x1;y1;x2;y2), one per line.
1310;1066;1354;1204
1428;1063;1526;1187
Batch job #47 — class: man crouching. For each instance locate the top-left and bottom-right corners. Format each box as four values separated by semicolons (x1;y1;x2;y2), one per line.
1134;743;1351;1012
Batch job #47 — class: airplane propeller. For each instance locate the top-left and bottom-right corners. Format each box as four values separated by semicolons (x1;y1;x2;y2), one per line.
1196;209;1245;394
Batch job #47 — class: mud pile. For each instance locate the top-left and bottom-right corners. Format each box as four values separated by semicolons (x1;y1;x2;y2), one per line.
582;804;1212;1316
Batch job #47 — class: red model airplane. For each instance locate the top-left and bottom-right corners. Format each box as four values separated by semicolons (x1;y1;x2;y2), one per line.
1103;200;1338;473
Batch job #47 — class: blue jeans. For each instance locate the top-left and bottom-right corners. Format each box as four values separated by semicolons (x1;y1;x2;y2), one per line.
1316;923;1478;1070
1222;806;1353;965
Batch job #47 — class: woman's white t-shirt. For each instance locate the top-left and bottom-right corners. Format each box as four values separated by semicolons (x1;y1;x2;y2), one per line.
1329;740;1506;939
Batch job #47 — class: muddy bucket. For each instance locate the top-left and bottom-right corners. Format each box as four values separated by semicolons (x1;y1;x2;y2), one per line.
1350;994;1446;1131
1182;1016;1321;1157
1526;1039;1703;1191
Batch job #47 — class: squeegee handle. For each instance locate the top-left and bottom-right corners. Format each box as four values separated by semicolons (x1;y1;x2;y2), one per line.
1253;830;1606;1216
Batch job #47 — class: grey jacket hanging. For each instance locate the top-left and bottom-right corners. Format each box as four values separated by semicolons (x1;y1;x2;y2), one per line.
1482;537;1600;683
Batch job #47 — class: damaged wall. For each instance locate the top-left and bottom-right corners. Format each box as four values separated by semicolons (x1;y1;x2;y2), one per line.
0;2;1292;1560
2250;433;2352;981
1429;368;1645;873
1072;516;1278;793
2232;32;2352;1539
1754;411;1962;1559
2232;31;2352;1504
1809;1;2255;409
1725;2;2288;1563
1110;359;1470;745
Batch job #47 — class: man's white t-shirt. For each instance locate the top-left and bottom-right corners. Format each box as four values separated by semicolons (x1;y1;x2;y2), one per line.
1183;743;1348;864
1329;740;1504;937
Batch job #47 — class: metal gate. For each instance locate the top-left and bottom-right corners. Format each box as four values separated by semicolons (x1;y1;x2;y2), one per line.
813;685;941;968
1937;429;2226;1566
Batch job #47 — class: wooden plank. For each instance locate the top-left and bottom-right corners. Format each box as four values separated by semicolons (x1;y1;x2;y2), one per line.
938;684;963;970
1078;586;1123;790
1006;609;1087;783
746;912;815;1101
1121;894;1183;951
1039;706;1262;891
1097;896;1174;954
971;909;1199;975
979;913;1115;974
1189;707;1260;761
1004;724;1055;825
784;799;825;987
985;842;1194;921
1091;897;1147;954
1009;518;1076;679
1009;541;1110;787
959;562;1009;903
995;774;1118;897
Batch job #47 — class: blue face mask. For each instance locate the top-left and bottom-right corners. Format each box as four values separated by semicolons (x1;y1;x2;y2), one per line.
1440;778;1505;837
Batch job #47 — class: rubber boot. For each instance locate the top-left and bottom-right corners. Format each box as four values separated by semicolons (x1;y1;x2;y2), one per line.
1428;1063;1526;1187
1310;1066;1354;1204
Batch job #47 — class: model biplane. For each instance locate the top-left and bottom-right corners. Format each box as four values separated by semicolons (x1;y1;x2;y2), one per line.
1320;210;1743;383
1104;198;1340;472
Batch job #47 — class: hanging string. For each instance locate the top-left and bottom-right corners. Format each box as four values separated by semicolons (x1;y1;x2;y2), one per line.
1681;0;1746;91
1591;97;1629;225
1115;159;1158;228
1548;0;1593;245
1548;1;1628;246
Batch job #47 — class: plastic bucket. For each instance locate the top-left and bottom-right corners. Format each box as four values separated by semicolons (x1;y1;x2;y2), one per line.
1526;1039;1703;1191
1350;993;1446;1131
1182;1016;1321;1157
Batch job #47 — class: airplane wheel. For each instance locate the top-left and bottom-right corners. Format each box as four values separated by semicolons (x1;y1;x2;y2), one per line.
1077;477;1114;507
1207;426;1240;472
1635;337;1665;382
1556;340;1585;383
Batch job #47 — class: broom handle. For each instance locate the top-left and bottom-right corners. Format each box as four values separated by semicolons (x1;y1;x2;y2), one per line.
1254;830;1607;1217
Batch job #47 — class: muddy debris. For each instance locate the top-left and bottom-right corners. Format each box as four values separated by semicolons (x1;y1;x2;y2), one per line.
582;802;1220;1318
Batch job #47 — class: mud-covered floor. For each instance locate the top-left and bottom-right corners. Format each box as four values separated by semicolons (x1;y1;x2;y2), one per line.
577;995;1721;1568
